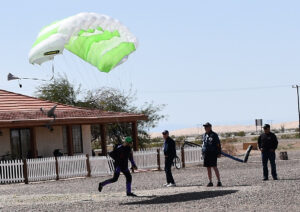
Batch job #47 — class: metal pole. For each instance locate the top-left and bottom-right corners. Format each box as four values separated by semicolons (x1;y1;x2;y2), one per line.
292;85;300;137
297;86;300;137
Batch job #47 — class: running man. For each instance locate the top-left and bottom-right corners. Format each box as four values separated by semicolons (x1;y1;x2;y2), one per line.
202;122;222;187
98;137;138;196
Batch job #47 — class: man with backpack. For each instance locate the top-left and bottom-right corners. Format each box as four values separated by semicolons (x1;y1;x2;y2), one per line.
98;136;138;196
202;122;222;187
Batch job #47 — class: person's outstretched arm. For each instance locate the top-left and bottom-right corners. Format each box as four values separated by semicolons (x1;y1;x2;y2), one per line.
129;151;137;169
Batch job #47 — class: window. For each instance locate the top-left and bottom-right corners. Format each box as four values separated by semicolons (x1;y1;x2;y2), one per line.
62;125;83;154
10;129;31;159
72;125;83;154
62;126;68;154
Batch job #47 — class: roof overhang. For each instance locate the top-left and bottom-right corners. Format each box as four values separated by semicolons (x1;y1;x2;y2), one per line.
0;111;147;128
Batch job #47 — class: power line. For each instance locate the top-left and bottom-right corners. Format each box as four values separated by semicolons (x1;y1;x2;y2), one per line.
141;84;293;94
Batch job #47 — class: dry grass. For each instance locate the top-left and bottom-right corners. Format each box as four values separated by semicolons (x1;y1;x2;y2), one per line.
221;138;238;155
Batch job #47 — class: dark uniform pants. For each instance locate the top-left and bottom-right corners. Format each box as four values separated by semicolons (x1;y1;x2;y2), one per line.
101;166;132;193
165;157;175;184
262;151;277;179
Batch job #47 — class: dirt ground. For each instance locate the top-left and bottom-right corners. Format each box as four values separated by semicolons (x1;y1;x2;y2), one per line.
0;150;299;212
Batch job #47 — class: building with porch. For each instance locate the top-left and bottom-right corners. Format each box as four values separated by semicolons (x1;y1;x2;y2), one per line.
0;89;147;159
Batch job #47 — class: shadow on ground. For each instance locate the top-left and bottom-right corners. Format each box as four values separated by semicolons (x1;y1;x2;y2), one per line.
279;178;300;181
121;190;238;205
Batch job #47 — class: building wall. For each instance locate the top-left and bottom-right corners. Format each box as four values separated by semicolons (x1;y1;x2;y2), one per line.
0;125;92;158
0;128;12;156
36;126;64;157
81;125;92;155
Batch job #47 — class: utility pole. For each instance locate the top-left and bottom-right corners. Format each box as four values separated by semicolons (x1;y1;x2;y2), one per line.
292;85;300;137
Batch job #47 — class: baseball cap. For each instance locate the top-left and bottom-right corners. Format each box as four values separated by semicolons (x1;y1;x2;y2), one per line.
125;136;133;143
162;130;169;135
263;124;270;129
203;122;212;127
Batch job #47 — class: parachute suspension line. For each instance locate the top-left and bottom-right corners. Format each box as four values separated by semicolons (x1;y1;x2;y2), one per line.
50;59;55;81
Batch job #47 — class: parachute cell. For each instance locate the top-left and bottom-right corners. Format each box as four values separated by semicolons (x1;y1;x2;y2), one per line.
29;12;138;72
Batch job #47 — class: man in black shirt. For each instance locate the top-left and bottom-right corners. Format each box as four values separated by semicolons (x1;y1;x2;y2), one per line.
258;124;278;180
202;122;222;187
98;136;138;196
162;130;176;187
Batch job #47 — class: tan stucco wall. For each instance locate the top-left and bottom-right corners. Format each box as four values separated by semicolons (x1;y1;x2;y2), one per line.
81;125;92;156
0;125;92;158
36;126;64;157
0;128;12;156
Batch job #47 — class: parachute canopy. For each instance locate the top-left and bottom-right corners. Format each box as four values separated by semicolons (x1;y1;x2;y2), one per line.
29;12;138;73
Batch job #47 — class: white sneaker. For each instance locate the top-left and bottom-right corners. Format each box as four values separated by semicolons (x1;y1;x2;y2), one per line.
167;183;176;187
163;183;169;187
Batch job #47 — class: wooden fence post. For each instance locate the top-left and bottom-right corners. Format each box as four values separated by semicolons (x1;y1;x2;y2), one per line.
22;159;28;184
86;154;91;177
55;157;59;180
181;147;185;168
157;149;161;171
131;152;135;173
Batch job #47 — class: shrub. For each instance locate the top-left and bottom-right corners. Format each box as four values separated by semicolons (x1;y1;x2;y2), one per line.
234;131;246;137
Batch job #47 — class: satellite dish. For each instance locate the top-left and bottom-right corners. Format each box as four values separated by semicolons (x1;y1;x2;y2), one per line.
40;104;57;119
40;104;57;131
47;105;57;119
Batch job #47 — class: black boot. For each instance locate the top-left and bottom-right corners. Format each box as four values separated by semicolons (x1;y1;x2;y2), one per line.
127;192;137;197
207;182;213;187
98;183;103;192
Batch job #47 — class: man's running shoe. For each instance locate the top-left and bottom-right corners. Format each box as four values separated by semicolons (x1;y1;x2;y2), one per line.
217;181;222;187
98;183;103;192
163;183;169;187
127;192;137;197
207;182;213;187
167;183;176;187
273;177;278;180
263;178;269;181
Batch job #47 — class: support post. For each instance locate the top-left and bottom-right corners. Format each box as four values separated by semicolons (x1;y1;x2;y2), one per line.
294;85;300;137
86;154;91;177
67;125;74;156
157;149;161;171
181;147;185;168
55;156;59;180
131;121;138;151
100;124;107;156
23;159;28;184
30;127;38;158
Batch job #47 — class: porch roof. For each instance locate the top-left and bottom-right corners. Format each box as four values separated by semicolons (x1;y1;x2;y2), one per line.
0;89;147;128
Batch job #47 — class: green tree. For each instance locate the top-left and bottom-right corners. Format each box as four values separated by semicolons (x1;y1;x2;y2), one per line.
35;76;81;105
35;76;166;148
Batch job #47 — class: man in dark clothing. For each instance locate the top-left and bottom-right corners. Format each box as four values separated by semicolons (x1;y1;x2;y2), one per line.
98;137;138;196
202;122;222;187
258;124;278;181
162;130;176;187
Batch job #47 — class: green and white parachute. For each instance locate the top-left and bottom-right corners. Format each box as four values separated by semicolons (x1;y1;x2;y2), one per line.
29;12;138;73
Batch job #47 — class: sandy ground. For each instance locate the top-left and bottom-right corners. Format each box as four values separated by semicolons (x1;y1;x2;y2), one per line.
151;121;298;137
0;150;299;212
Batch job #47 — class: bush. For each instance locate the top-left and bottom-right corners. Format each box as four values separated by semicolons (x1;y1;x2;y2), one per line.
234;131;246;137
221;137;238;143
280;134;300;139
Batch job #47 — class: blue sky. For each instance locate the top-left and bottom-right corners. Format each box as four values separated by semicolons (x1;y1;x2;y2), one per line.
0;0;299;131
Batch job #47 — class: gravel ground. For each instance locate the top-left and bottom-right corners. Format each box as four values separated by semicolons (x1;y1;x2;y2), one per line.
0;150;299;212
